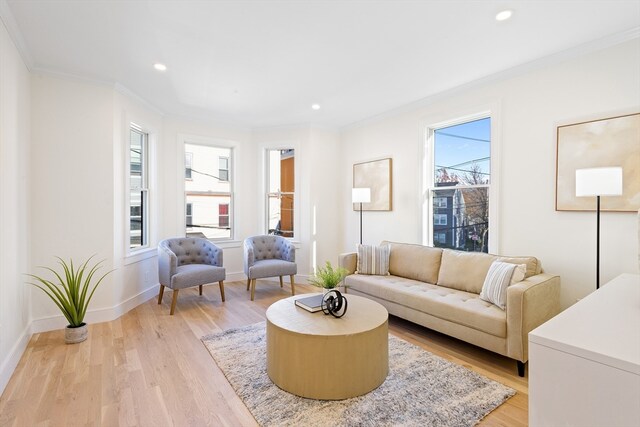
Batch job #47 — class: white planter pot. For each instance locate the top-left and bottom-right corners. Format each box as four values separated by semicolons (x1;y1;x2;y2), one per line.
65;323;88;344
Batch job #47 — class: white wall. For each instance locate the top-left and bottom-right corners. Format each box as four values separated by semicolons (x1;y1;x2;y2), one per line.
0;19;31;393
251;125;342;276
340;39;640;308
29;75;117;326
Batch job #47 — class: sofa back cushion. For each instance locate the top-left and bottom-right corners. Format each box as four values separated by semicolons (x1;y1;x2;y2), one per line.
496;256;542;278
437;249;498;294
381;241;443;284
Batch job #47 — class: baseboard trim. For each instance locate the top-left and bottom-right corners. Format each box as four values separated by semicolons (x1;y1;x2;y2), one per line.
30;283;160;334
0;324;31;396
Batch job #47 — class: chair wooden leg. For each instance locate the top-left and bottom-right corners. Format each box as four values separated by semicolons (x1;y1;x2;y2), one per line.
170;289;179;315
279;276;284;288
246;278;250;291
290;275;295;296
219;281;225;302
250;279;256;301
199;284;203;296
158;285;165;304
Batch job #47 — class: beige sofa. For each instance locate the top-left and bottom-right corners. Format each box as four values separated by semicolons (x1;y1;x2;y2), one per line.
339;241;561;376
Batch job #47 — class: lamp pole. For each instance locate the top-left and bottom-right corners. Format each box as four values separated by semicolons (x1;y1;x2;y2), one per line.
596;195;600;289
359;202;363;245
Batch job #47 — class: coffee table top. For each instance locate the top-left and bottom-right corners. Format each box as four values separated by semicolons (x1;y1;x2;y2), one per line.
266;293;388;336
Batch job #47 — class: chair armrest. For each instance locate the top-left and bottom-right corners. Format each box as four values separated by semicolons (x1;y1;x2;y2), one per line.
203;241;223;267
339;252;357;275
158;243;177;286
281;239;295;262
243;240;255;274
506;273;561;362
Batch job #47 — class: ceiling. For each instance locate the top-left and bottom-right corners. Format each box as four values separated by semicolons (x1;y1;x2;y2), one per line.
3;0;640;128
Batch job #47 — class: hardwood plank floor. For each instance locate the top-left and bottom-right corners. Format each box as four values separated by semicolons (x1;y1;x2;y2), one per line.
0;281;528;426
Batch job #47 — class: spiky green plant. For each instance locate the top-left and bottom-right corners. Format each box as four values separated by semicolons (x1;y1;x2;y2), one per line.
308;261;348;289
27;256;113;327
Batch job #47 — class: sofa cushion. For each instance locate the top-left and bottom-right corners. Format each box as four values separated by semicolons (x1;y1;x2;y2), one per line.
345;274;506;338
497;256;542;278
479;261;518;310
437;249;498;294
381;241;442;284
357;244;390;275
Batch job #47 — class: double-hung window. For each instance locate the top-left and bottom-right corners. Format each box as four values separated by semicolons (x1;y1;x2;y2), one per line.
266;149;295;238
427;116;491;253
129;125;149;250
184;143;233;240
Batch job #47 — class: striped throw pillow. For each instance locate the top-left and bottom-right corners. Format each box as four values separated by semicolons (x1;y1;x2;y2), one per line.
357;244;390;275
479;261;517;310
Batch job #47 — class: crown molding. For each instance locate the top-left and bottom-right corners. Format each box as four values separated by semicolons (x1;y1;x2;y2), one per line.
0;0;33;70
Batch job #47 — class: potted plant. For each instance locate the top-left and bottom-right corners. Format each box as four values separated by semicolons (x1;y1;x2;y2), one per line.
27;256;113;344
308;261;348;293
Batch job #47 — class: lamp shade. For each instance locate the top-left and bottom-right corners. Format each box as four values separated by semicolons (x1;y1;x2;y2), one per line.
575;167;623;197
352;188;371;203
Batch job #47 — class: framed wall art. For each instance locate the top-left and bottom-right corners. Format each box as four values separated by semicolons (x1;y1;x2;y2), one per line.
353;158;392;211
556;113;640;211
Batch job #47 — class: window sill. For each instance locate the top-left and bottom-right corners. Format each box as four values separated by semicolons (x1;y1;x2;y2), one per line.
210;239;242;249
125;247;157;265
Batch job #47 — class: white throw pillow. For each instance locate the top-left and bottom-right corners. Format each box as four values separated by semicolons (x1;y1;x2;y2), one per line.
357;244;390;275
479;261;517;310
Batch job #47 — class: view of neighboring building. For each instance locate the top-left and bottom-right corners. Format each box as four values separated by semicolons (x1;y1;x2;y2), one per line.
432;118;490;253
185;143;233;240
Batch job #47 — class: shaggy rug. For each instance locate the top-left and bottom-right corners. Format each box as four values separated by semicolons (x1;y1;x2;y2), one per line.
201;323;515;427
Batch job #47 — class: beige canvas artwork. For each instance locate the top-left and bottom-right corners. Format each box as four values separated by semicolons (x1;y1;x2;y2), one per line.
556;113;640;211
353;158;392;211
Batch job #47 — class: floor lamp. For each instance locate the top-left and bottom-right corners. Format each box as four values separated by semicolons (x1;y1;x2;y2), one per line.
352;188;371;245
575;166;623;290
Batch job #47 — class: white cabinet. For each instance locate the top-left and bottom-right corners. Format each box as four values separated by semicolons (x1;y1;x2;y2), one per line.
529;273;640;427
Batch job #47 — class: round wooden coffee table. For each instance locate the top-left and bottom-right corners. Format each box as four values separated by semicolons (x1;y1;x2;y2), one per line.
266;293;388;400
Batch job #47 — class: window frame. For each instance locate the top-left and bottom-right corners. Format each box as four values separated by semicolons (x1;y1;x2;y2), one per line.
128;124;150;252
421;109;499;253
265;148;296;239
180;136;236;243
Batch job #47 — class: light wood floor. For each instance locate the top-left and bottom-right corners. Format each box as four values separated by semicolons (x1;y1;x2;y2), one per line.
0;281;528;426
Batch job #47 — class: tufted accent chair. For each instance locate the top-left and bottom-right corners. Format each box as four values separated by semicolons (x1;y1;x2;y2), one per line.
158;237;226;315
243;235;297;301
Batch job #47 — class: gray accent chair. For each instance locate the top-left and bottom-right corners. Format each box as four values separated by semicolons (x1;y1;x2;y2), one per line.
158;237;225;315
243;235;296;301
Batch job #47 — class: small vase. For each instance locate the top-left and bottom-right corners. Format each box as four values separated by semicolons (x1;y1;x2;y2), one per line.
323;287;337;295
65;323;88;344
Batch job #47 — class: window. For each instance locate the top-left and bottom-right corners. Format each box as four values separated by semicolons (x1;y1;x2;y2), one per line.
435;233;447;244
434;197;448;208
219;157;229;182
184;143;233;240
266;149;295;238
186;203;193;226
429;116;491;252
434;214;447;225
185;152;193;179
129;126;149;250
219;203;229;227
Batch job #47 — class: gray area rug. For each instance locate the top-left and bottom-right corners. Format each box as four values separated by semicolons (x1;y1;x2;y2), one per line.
201;323;515;427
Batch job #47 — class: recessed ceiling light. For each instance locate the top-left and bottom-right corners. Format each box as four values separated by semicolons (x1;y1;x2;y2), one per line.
495;10;513;21
311;104;321;110
154;63;167;71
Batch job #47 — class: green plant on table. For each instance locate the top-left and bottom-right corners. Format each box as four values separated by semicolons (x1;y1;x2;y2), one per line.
27;256;113;327
308;261;348;290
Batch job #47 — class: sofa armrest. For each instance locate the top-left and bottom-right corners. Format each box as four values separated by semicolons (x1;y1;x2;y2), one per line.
506;273;561;362
339;252;357;275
